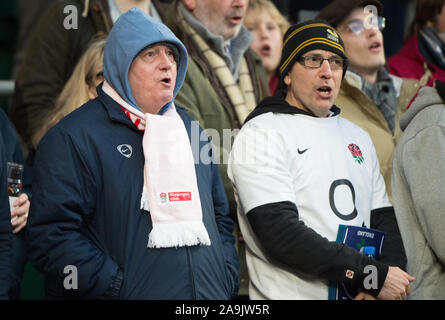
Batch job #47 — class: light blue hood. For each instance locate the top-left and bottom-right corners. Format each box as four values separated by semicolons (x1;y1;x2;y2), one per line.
103;8;188;112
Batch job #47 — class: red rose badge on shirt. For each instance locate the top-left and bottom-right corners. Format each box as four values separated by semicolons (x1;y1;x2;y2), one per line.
348;144;364;164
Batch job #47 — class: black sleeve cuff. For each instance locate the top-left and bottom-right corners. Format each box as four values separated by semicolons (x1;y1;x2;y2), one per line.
371;207;407;270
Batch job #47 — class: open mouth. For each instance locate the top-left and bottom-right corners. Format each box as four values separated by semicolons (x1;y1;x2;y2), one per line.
317;86;332;93
260;44;271;56
317;86;332;97
228;16;242;25
369;41;381;50
161;77;172;85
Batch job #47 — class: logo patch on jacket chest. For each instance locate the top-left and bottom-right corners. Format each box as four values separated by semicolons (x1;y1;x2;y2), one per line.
117;144;133;158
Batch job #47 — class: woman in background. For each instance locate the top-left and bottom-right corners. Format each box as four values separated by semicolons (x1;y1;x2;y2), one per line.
388;0;445;86
31;39;106;150
244;0;289;95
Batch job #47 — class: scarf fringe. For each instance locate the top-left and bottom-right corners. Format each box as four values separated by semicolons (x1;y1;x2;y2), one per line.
148;221;211;248
140;186;150;211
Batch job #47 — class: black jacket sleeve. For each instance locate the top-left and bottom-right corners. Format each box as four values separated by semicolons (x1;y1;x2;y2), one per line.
0;141;13;299
0;109;32;200
247;201;388;296
371;207;407;270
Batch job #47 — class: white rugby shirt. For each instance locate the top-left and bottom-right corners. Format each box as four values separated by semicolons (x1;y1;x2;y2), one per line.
228;108;390;300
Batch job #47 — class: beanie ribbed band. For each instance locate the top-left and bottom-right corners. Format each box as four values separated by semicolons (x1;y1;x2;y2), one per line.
279;19;348;79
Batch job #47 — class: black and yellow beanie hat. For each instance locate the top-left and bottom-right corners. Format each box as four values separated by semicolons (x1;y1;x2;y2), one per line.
279;19;348;81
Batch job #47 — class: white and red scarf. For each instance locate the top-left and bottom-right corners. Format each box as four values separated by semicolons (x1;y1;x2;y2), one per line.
103;81;211;248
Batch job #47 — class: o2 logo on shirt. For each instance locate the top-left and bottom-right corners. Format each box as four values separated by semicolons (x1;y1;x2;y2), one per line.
329;179;358;221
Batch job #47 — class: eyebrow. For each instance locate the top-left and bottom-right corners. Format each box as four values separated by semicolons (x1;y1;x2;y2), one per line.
137;47;152;56
347;18;364;24
304;53;341;59
138;45;172;54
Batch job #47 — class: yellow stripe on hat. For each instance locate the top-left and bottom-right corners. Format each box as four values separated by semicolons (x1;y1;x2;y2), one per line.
280;38;345;74
283;23;335;46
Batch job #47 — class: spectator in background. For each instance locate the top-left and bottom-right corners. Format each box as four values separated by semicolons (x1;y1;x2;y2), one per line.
164;0;269;297
0;108;31;299
0;139;13;300
12;0;55;77
31;39;106;150
26;9;239;299
317;0;419;200
391;81;445;299
244;0;290;95
388;0;445;87
10;0;169;153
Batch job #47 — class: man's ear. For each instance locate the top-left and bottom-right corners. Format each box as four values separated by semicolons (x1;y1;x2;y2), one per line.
182;0;197;11
284;74;291;86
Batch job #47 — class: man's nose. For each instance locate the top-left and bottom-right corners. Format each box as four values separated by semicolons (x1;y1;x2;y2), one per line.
319;59;332;78
233;0;246;8
365;26;378;38
159;52;174;68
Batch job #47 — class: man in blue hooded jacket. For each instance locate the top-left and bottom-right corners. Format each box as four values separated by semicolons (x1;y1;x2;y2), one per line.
26;8;239;299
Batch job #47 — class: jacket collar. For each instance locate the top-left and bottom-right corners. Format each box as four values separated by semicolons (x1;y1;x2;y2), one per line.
96;83;142;132
344;68;402;98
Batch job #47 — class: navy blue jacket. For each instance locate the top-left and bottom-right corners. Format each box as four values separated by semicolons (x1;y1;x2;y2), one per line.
0;108;30;299
0;109;25;167
27;86;239;299
0;109;31;197
0;137;13;299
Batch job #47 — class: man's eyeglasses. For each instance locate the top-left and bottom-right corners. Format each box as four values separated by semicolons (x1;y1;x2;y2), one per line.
298;55;347;71
346;16;386;36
